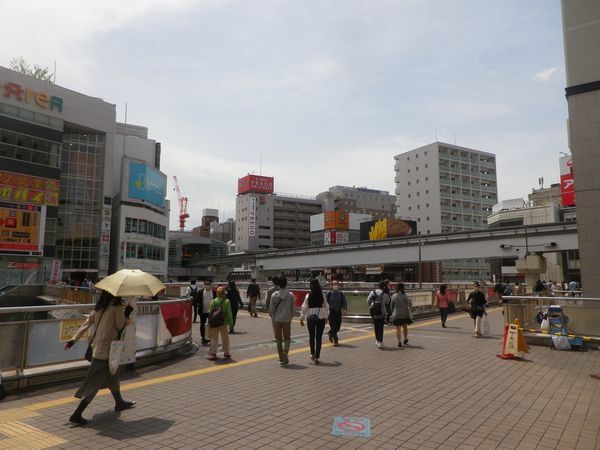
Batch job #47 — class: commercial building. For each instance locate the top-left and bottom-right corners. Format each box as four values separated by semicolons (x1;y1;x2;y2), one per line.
562;1;600;296
192;208;219;238
167;231;227;281
394;142;498;281
316;185;396;220
210;218;235;243
0;66;168;285
235;175;322;251
309;212;371;246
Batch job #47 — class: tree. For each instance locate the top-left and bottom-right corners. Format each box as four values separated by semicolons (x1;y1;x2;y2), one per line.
9;57;54;83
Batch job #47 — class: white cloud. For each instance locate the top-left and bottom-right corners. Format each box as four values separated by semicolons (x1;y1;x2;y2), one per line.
532;67;559;82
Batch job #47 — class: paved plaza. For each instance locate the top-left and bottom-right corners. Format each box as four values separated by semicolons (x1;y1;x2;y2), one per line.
0;308;599;449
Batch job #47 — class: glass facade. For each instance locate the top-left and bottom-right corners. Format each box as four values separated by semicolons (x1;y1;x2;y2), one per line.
55;129;106;272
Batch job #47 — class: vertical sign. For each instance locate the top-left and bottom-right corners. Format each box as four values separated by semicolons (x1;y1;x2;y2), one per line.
248;197;257;237
559;155;575;207
50;259;62;284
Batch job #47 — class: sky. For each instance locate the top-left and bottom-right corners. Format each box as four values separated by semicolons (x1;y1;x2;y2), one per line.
1;0;569;230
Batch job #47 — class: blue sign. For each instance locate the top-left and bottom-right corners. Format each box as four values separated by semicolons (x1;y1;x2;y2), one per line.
128;162;166;208
332;417;370;437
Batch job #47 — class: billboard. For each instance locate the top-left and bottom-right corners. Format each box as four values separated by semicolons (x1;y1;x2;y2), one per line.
359;218;417;241
248;197;257;237
128;162;166;208
324;211;349;230
0;201;45;253
323;230;349;245
559;155;575;207
238;175;274;195
0;170;59;206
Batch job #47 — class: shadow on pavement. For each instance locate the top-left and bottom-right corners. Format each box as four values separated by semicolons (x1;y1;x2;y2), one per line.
314;361;342;367
380;347;402;352
281;363;308;370
89;414;175;439
403;344;425;349
334;344;357;348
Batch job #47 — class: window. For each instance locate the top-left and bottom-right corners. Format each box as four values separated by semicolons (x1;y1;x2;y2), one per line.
408;206;412;211
416;154;419;158
408;182;411;186
426;190;429;194
407;156;410;161
425;164;428;168
417;205;420;209
426;217;429;221
408;194;411;198
426;203;429;207
416;179;419;184
416;166;419;171
407;169;410;173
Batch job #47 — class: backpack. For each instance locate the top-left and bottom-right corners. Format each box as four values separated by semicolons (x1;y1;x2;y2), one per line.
190;286;202;305
208;300;225;327
369;291;384;317
503;284;512;296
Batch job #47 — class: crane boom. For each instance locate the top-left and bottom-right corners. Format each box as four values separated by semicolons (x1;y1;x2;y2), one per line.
172;176;189;231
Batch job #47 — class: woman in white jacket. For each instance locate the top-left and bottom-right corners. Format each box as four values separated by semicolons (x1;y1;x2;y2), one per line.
300;279;329;365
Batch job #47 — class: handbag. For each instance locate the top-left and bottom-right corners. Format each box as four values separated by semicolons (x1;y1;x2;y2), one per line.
447;302;456;314
109;326;127;375
482;316;491;335
85;308;106;362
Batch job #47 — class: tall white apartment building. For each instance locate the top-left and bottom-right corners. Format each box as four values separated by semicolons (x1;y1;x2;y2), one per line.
394;142;498;281
394;142;498;234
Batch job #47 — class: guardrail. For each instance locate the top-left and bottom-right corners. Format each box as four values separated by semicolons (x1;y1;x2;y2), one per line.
0;298;193;387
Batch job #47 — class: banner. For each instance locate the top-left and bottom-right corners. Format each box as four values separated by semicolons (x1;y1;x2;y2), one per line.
0;202;45;253
127;161;166;208
238;175;274;194
559;155;575;207
160;300;192;337
359;218;417;241
0;170;59;206
50;259;62;284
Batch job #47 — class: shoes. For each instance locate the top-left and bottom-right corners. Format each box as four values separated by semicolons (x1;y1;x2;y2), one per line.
69;415;89;426
333;341;339;347
398;342;402;347
403;339;409;345
377;341;383;349
442;323;446;328
476;332;482;338
114;400;136;412
223;353;231;359
201;339;210;346
229;330;235;334
313;358;320;365
328;334;334;344
206;354;217;361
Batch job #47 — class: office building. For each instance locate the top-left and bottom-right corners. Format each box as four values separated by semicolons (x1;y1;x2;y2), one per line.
235;174;322;251
210;218;235;243
193;208;219;238
317;185;396;220
394;142;498;281
167;230;227;281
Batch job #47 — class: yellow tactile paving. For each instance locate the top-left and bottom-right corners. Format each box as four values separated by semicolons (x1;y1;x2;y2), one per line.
0;420;67;449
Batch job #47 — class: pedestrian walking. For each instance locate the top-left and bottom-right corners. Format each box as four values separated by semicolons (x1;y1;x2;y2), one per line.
367;281;391;349
300;279;329;364
467;281;487;338
268;276;295;366
246;278;261;317
206;287;233;361
390;283;413;346
435;283;450;328
494;280;504;305
199;280;217;346
326;280;347;346
226;281;244;334
265;279;277;312
63;291;135;425
185;280;201;323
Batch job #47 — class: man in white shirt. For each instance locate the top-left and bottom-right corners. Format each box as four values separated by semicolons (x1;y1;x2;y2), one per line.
200;280;216;345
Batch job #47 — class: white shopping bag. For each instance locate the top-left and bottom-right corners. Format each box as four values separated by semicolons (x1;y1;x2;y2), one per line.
482;317;491;335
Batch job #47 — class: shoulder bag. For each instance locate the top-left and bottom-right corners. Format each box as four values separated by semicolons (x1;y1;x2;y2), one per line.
109;324;127;375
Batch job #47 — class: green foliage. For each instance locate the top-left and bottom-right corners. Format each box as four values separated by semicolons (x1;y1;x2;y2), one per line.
9;57;54;83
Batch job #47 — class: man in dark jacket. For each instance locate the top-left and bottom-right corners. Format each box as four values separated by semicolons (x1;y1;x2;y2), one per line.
326;281;347;346
246;278;261;317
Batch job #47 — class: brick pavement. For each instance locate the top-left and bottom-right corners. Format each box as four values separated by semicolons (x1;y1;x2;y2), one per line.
0;308;598;449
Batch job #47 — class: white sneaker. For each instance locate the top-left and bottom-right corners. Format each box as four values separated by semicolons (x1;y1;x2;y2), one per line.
377;341;383;349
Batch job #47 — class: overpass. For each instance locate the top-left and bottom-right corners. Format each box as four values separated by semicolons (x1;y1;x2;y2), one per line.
254;222;578;270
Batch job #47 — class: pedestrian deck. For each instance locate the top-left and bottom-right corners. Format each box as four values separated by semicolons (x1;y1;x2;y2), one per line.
0;308;598;449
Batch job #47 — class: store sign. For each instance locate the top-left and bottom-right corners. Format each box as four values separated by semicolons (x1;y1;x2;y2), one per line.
323;230;349;245
359;219;417;241
238;175;274;195
324;211;349;230
0;170;59;206
0;201;45;253
248;197;257;237
559;155;575;207
128;162;166;208
1;81;63;113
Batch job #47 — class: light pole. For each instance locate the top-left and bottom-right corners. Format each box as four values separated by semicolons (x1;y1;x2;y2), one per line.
417;232;422;289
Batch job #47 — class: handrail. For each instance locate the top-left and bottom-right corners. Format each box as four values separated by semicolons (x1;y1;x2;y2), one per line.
0;297;192;314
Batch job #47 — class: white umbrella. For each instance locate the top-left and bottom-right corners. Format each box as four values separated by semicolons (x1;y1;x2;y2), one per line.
95;269;165;297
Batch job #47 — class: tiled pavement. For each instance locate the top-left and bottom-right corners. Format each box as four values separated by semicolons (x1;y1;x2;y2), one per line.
0;308;599;449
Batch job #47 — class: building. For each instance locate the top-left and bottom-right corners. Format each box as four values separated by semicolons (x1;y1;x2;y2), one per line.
394;142;498;281
235;174;323;251
562;1;600;296
310;212;371;246
316;185;396;220
0;66;168;285
210;218;235;243
192;208;219;238
529;183;562;207
109;123;169;279
167;231;227;281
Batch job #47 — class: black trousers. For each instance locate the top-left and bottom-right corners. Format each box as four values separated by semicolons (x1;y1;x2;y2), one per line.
192;302;199;322
328;310;342;342
373;318;385;342
307;315;326;359
439;307;448;324
199;313;209;340
231;307;239;330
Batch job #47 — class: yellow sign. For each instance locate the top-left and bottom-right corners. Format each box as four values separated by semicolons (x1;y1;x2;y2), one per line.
59;319;88;342
505;320;528;355
0;202;43;252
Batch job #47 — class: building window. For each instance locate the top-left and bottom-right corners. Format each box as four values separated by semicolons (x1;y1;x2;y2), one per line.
407;156;410;161
426;190;429;194
416;179;419;184
426;217;429;221
426;203;429;207
416;166;419;171
407;169;410;173
417;205;420;209
425;164;428;168
408;194;411;198
408;206;412;211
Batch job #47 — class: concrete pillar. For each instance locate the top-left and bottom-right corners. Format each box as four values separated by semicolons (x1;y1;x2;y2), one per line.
516;254;547;292
561;1;600;296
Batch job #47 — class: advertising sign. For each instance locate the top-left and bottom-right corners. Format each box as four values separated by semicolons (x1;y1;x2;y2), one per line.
324;211;349;230
0;201;45;253
359;218;417;241
0;170;59;206
128;162;166;208
559;155;575;207
1;81;63;113
238;175;274;195
323;230;349;245
248;197;257;237
50;259;62;284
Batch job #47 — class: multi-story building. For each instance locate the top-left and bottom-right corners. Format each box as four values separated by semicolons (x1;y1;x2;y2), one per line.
394;142;498;281
210;218;235;243
109;123;169;279
167;230;227;281
235;175;322;251
0;66;168;285
192;208;219;238
317;185;396;220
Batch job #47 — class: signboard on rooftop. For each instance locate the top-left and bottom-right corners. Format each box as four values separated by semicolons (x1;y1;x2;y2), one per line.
238;175;274;195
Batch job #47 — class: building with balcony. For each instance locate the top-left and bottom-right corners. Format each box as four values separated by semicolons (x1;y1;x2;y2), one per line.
316;185;396;220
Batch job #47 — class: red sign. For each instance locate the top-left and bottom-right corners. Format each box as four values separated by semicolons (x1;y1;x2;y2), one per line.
238;175;274;195
160;300;192;337
559;155;575;207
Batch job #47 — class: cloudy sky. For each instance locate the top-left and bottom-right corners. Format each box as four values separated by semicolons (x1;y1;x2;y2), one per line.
1;0;568;229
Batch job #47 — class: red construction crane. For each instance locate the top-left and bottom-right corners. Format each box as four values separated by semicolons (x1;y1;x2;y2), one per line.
173;176;189;231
